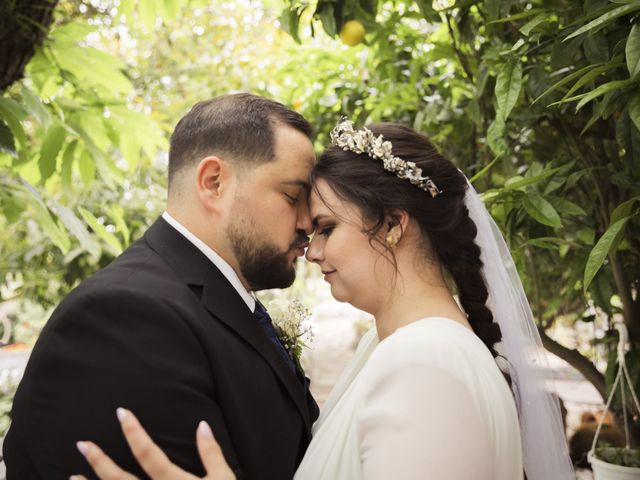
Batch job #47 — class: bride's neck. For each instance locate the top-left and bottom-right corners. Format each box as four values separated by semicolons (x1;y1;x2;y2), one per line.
373;261;470;341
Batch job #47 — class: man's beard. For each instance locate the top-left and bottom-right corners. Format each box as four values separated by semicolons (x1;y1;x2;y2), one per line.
226;215;306;291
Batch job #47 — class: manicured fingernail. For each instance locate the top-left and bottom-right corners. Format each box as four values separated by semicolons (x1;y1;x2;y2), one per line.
76;441;89;456
197;420;214;440
70;476;84;480
116;407;128;422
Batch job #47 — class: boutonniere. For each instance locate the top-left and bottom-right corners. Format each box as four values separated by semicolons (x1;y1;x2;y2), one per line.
266;299;314;367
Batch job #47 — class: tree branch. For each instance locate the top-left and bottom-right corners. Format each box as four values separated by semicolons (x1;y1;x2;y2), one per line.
609;251;640;342
539;328;606;400
444;13;474;82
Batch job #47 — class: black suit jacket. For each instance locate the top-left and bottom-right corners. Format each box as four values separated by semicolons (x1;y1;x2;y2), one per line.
4;217;319;479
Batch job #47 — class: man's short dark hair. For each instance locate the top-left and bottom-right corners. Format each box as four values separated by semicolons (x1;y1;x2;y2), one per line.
168;93;313;189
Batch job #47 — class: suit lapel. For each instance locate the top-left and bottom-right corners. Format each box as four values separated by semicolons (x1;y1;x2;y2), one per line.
200;280;312;433
144;217;313;434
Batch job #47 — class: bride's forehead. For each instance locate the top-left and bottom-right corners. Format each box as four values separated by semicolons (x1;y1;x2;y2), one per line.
309;181;336;207
309;185;363;222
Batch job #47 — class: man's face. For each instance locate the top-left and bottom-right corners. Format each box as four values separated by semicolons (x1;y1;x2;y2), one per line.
226;124;315;290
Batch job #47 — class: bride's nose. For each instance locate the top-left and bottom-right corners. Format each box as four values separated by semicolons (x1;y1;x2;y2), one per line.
305;236;323;263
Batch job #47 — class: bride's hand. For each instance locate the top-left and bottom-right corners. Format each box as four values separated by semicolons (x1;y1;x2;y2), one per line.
71;408;236;480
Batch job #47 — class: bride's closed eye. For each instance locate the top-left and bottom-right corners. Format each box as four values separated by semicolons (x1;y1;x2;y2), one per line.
316;225;335;237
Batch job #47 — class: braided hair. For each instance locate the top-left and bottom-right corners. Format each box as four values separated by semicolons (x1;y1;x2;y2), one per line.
311;122;502;357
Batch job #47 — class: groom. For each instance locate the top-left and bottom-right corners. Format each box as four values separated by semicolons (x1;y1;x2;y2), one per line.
4;94;319;479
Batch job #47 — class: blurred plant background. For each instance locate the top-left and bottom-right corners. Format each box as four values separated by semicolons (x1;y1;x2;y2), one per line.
1;0;639;450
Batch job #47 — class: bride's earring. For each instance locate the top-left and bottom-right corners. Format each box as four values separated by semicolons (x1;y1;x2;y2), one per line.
385;233;398;248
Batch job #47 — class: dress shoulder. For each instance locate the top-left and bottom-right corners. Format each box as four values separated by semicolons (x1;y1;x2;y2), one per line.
364;317;494;379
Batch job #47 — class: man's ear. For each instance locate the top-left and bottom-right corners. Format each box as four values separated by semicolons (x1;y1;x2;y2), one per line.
196;156;234;212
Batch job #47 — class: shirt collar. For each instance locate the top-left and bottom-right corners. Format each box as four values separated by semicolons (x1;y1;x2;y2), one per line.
161;211;256;312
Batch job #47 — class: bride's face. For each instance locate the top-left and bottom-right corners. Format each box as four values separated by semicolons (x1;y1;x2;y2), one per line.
306;179;396;312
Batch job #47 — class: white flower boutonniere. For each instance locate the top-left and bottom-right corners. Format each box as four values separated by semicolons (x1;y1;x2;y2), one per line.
266;298;314;367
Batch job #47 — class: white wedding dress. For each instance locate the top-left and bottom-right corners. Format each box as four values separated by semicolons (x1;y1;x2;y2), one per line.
294;317;523;479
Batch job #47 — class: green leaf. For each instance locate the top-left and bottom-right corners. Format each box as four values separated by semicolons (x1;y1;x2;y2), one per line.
316;2;338;37
487;118;506;155
52;202;101;258
119;0;135;21
109;106;167;160
153;0;168;22
610;196;640;250
611;196;640;223
78;148;96;186
39;124;66;181
584;216;632;293
488;8;544;24
575;79;634;111
20;86;52;129
0;97;27;147
119;134;140;172
503;166;564;191
21;179;70;254
584;33;610;64
519;13;551;36
163;0;180;21
108;205;130;246
563;63;624;101
577;228;596;245
139;0;157;32
0;96;27;121
630;93;640;132
495;62;522;121
534;63;603;104
553;197;588;216
564;4;640;41
60;141;77;188
0;121;16;157
52;21;97;45
528;237;568;249
523;194;562;227
78;207;123;256
470;153;502;184
510;39;526;52
627;24;640;78
279;8;301;43
416;0;437;21
53;47;132;94
546;62;625;107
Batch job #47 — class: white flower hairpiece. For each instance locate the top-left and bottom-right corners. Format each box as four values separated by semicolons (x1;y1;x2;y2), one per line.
329;118;442;197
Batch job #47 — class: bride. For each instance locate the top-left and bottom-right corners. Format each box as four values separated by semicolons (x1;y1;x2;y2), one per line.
73;120;574;479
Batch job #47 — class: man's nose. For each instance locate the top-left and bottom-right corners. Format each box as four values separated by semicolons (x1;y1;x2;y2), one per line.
296;201;313;235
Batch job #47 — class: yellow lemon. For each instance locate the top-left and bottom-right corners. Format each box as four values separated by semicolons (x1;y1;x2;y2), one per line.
339;20;365;46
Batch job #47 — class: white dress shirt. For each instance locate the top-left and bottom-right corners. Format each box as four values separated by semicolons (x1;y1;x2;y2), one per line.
161;211;256;312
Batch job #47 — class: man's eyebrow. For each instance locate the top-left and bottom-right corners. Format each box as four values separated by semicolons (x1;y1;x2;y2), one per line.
281;179;311;190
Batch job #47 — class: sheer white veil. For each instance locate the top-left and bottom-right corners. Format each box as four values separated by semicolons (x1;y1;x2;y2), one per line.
464;179;575;479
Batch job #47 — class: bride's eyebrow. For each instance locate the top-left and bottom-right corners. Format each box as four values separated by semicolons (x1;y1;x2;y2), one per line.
311;214;332;228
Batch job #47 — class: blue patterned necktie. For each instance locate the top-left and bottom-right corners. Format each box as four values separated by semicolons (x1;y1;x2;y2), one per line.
253;301;298;374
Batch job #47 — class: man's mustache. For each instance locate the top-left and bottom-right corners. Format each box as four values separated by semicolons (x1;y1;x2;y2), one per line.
289;232;309;251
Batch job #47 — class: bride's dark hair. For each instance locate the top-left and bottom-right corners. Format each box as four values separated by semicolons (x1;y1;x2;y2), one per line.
312;122;502;357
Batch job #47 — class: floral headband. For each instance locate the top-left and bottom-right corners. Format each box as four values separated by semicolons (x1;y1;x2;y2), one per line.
329;118;442;198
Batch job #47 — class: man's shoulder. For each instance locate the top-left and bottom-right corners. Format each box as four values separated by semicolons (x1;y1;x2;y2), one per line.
59;238;192;315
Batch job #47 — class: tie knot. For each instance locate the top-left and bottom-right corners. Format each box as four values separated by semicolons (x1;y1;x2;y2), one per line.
253;301;271;325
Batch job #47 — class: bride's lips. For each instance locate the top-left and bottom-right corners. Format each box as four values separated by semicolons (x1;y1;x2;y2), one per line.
322;270;336;280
